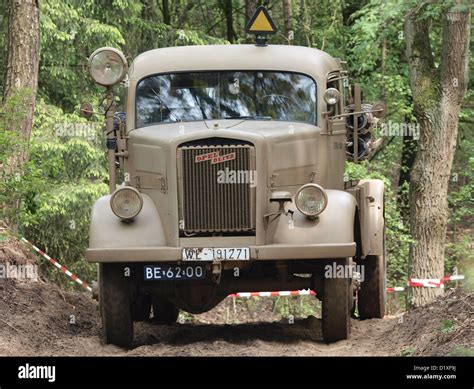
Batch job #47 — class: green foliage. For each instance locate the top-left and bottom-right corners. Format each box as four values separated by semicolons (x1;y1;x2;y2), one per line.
445;235;473;275
347;0;413;120
178;311;194;323
457;250;474;293
15;100;108;288
0;89;33;226
447;106;474;280
449;139;474;223
440;319;455;334
39;0;128;110
21;182;108;287
401;347;416;357
38;0;228;111
272;296;318;319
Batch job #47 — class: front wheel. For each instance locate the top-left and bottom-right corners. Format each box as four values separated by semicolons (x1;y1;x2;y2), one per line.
321;259;351;343
358;254;386;319
358;222;387;319
99;264;133;348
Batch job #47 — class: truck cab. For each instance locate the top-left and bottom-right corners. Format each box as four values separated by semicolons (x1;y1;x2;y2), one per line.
85;43;386;348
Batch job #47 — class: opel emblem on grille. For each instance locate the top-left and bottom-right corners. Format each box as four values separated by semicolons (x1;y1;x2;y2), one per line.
195;151;236;164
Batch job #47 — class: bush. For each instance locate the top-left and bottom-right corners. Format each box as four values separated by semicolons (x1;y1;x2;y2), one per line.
17;100;108;288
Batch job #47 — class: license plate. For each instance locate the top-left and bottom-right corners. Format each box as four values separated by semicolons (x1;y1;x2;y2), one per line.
182;247;250;261
144;264;206;281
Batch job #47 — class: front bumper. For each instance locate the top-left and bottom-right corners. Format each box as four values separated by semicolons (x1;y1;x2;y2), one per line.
86;242;356;262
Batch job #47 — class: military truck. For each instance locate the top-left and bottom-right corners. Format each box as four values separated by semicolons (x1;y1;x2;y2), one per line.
85;30;386;348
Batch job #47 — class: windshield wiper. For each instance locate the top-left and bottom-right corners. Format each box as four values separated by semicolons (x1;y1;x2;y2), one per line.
224;115;272;120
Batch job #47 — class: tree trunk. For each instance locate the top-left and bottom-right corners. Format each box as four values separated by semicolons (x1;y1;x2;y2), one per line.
220;0;235;43
405;1;470;307
282;0;293;42
162;0;171;25
2;0;39;225
3;0;39;167
245;0;258;43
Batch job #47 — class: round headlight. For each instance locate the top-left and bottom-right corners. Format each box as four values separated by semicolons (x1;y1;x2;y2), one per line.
88;47;127;86
323;88;341;105
110;187;143;220
295;184;328;217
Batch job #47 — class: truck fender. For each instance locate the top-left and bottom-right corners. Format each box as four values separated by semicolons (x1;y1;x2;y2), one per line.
271;189;357;245
88;194;166;249
354;179;384;256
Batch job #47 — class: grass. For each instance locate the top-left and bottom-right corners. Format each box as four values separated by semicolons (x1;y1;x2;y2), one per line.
440;319;455;334
401;348;416;356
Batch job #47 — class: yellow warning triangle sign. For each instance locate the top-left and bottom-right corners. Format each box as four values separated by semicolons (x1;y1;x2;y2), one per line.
250;11;274;32
245;6;277;34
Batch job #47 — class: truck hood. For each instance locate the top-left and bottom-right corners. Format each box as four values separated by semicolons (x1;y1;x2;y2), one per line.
129;120;325;188
130;119;321;146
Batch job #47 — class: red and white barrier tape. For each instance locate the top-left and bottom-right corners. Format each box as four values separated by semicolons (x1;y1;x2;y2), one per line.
387;275;465;292
386;286;406;293
409;275;464;288
229;289;316;298
229;275;465;298
20;237;93;293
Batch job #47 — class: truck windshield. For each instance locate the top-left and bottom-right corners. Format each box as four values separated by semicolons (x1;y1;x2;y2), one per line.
136;71;316;127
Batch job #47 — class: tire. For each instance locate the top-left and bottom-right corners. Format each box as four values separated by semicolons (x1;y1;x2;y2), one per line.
322;259;351;343
99;264;133;348
152;296;179;324
132;293;152;321
358;254;386;319
357;201;387;319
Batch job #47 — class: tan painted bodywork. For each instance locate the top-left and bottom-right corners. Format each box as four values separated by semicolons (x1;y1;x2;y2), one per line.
348;179;385;256
87;188;357;262
86;44;383;263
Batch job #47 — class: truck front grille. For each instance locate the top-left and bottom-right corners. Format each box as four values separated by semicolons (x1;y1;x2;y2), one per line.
177;140;256;235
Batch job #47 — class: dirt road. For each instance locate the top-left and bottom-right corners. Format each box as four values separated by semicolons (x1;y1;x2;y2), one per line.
0;236;471;357
0;278;471;356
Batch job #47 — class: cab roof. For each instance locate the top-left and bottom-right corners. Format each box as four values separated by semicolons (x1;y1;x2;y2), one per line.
129;44;341;84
